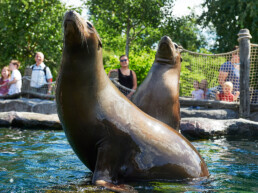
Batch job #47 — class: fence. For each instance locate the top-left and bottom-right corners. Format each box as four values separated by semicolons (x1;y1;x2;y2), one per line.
109;29;257;118
180;29;258;117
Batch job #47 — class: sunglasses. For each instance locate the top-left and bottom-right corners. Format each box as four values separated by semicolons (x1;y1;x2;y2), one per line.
120;59;127;62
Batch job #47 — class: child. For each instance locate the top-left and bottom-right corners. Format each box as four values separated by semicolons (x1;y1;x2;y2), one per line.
0;66;10;96
8;60;22;95
200;79;209;99
192;80;204;100
216;81;240;102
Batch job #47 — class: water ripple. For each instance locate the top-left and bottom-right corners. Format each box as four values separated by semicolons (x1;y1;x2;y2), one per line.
0;128;257;192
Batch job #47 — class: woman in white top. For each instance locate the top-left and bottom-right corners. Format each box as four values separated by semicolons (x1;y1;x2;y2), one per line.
8;60;22;95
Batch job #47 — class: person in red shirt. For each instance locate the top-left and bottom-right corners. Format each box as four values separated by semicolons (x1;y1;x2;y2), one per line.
0;66;10;96
216;81;240;102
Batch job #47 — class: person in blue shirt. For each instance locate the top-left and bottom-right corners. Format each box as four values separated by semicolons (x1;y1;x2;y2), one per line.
218;47;240;94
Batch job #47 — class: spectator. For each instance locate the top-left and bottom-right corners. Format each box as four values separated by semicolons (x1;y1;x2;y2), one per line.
216;81;240;102
200;79;209;99
8;60;22;95
192;80;204;100
0;66;10;96
30;52;53;94
108;55;137;99
218;46;240;94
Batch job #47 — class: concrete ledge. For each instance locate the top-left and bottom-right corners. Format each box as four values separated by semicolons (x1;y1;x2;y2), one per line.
0;111;61;130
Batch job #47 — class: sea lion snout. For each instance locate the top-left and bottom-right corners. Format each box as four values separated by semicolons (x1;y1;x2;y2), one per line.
64;10;81;22
155;36;178;65
63;11;90;44
63;10;102;49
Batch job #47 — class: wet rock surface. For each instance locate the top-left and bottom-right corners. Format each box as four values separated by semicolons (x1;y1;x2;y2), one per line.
180;117;258;139
0;98;56;114
181;108;239;119
0;99;257;139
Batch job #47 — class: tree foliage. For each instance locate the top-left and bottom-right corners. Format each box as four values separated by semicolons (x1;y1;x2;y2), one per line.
199;0;258;52
0;0;211;87
161;15;207;51
85;0;174;56
85;0;207;57
0;0;72;78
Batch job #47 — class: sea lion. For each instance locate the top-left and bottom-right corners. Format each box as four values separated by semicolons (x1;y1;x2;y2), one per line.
132;36;181;131
56;11;209;192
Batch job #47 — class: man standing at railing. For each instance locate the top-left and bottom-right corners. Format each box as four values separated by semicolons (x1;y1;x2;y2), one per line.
30;52;53;94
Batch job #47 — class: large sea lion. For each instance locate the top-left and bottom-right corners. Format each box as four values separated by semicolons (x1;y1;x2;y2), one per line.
56;11;209;192
132;36;181;131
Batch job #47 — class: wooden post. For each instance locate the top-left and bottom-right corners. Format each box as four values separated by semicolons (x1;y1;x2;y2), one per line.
238;29;252;118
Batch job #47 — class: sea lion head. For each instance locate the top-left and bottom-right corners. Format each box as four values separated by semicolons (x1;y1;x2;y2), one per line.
63;10;102;50
155;36;181;65
59;11;106;104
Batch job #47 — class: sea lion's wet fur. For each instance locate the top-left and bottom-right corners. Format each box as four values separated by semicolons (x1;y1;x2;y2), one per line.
132;36;181;130
56;11;209;189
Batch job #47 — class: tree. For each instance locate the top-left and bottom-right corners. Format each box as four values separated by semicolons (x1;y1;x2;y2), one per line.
85;0;174;56
199;0;258;52
0;0;70;78
160;15;207;51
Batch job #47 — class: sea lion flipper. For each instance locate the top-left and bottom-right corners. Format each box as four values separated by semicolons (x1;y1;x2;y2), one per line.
92;146;112;183
93;147;137;192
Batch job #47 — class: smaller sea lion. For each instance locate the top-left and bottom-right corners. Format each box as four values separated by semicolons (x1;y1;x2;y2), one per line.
132;36;181;130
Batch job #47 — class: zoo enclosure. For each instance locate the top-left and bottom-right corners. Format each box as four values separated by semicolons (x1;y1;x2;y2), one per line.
1;29;257;118
180;29;257;117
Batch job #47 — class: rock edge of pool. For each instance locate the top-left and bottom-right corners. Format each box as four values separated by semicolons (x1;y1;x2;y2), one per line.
0;98;258;139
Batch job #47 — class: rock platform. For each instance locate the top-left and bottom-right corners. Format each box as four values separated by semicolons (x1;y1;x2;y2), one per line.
1;99;257;139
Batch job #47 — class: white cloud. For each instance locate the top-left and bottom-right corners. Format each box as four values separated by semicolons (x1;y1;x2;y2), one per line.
61;0;83;7
172;0;204;17
61;0;88;19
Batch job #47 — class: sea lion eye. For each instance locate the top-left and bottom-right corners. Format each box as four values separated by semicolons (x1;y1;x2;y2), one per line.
87;22;93;28
173;43;178;49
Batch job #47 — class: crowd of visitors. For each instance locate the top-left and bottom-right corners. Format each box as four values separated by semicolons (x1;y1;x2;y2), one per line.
0;49;251;105
0;52;53;96
192;47;241;103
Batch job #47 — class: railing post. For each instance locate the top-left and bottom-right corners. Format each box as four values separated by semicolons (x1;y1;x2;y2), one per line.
238;29;252;118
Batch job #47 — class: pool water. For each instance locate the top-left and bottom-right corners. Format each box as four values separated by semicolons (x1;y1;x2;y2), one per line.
0;128;257;192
